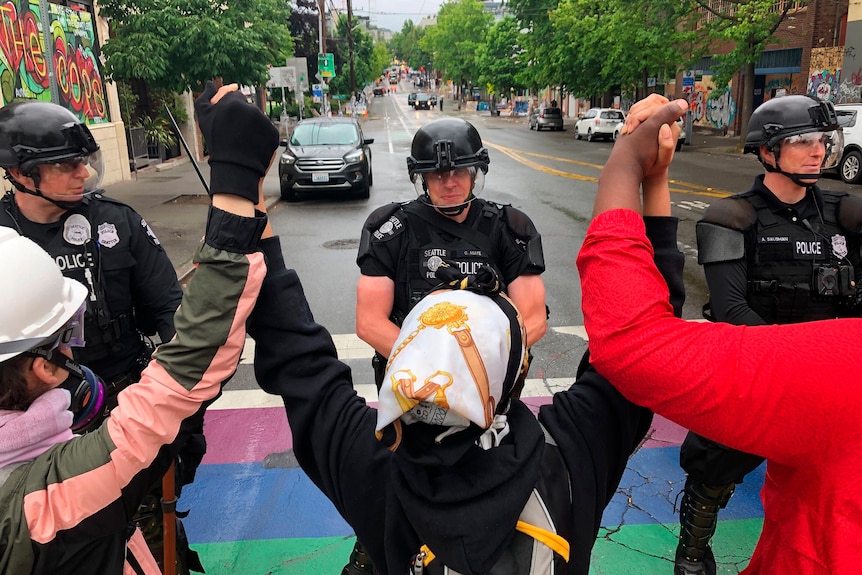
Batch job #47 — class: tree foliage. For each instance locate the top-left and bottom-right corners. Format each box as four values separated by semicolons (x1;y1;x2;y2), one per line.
329;14;378;95
389;20;431;71
288;0;322;85
475;16;528;95
100;0;293;93
420;0;493;90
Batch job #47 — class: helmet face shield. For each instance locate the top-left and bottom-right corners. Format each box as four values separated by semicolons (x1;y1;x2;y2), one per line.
777;129;843;170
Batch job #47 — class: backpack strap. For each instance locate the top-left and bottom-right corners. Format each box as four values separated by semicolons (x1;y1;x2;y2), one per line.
515;520;570;561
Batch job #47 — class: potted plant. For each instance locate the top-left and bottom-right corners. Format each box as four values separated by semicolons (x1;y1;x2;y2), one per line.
139;115;177;161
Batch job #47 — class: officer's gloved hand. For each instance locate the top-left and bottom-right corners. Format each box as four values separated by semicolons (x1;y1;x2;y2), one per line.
435;259;502;296
194;80;279;203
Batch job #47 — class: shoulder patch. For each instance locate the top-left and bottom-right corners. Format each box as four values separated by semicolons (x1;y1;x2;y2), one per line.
371;212;405;241
140;217;162;247
700;196;757;232
365;202;407;242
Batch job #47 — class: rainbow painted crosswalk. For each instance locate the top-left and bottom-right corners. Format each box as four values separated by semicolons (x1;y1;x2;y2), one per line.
180;337;764;575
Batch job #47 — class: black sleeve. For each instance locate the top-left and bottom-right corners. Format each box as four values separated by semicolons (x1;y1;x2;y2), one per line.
644;216;685;316
249;238;390;540
702;259;766;325
125;207;184;342
498;206;545;282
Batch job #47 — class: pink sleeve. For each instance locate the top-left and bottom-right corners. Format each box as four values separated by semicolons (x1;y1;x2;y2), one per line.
577;209;862;465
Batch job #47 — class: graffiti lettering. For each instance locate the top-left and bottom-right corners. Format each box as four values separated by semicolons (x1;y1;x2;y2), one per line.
0;1;49;103
807;68;840;102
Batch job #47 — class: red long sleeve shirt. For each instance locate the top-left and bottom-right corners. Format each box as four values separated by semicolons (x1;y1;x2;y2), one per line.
577;208;862;574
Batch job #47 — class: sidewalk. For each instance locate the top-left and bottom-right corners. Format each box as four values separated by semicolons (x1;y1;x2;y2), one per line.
102;157;282;280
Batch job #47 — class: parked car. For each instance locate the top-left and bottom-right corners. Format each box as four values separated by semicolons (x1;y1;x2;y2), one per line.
529;106;564;131
414;92;432;110
613;116;685;151
832;103;862;184
372;85;387;97
278;117;374;202
574;108;626;142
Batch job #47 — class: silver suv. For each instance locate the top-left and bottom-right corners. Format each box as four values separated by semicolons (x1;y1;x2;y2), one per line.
833;103;862;184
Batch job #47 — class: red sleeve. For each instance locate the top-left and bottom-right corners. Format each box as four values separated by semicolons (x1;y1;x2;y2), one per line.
577;209;862;466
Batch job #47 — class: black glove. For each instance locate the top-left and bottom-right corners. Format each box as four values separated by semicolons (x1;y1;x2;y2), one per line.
194;81;279;203
434;259;502;295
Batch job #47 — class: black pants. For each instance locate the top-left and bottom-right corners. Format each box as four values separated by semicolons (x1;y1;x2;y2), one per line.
679;432;765;486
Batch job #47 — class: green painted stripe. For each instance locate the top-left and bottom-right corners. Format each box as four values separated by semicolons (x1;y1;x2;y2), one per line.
188;518;763;574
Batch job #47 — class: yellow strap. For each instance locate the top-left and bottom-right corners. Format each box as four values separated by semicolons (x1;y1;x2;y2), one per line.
419;544;435;564
516;520;570;562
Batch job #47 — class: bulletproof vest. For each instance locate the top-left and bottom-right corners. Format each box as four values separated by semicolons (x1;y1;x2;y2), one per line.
394;202;505;324
743;191;861;323
410;432;572;575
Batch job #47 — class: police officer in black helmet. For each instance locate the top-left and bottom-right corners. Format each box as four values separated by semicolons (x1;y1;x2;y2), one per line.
0;101;203;573
351;118;547;573
675;95;862;575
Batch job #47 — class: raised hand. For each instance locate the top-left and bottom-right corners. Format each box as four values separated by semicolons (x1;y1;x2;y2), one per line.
194;81;279;204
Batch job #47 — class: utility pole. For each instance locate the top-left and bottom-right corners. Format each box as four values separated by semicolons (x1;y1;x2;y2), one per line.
317;0;329;116
347;0;356;96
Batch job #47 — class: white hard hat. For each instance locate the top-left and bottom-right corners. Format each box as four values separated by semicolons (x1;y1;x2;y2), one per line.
0;228;88;363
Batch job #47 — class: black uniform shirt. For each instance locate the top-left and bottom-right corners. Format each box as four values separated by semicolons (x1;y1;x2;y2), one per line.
0;193;182;380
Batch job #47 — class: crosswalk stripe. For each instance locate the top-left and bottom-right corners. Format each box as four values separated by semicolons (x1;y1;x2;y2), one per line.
238;325;590;365
209;378;577;410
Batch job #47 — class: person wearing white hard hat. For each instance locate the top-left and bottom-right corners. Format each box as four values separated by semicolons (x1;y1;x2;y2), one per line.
0;81;277;574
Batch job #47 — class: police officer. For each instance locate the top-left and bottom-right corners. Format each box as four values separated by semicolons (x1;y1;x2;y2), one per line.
675;95;862;575
0;101;203;573
357;117;547;376
350;118;547;574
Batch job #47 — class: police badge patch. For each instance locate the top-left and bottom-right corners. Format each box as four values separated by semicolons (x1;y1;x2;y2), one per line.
98;222;120;248
832;234;848;259
63;214;91;246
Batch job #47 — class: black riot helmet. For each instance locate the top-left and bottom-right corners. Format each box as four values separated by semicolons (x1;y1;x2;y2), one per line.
407;118;490;181
0;101;103;207
743;95;843;185
0;101;100;173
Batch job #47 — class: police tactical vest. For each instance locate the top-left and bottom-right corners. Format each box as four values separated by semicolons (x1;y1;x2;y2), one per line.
409;432;572;575
0;194;136;365
742;191;861;323
395;201;506;322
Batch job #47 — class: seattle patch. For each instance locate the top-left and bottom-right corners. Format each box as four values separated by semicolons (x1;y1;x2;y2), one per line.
63;214;91;246
98;222;120;248
141;218;161;246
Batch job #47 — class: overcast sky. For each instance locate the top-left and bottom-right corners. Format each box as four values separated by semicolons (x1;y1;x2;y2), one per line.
330;0;445;32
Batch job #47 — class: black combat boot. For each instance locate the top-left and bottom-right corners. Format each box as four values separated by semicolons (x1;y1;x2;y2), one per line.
674;479;735;575
342;540;375;575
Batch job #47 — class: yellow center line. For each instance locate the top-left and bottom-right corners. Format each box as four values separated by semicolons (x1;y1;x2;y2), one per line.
484;140;731;199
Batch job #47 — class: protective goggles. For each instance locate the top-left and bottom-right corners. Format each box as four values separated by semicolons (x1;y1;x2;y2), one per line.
43;302;87;352
780;130;844;169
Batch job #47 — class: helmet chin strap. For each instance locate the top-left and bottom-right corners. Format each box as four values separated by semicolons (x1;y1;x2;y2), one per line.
6;173;83;210
420;192;477;217
763;160;821;187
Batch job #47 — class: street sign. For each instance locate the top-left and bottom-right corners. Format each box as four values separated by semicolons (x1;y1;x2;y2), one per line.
267;66;289;88
286;57;309;93
318;53;335;78
312;84;323;98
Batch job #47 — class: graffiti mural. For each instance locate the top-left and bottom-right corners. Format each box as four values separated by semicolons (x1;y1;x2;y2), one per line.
0;0;107;122
807;68;840;101
836;66;862;103
689;82;737;131
0;0;50;104
48;5;106;122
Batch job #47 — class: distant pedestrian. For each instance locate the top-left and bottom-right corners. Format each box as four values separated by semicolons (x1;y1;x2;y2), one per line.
439;97;443;112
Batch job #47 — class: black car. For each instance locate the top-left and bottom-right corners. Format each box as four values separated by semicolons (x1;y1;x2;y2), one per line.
414;92;431;110
408;92;418;107
278;117;374;202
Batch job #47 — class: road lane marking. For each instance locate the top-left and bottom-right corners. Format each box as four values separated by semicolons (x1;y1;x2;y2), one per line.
482;140;732;198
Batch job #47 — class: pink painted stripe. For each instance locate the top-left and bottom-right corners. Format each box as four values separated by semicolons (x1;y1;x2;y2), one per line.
201;401;690;465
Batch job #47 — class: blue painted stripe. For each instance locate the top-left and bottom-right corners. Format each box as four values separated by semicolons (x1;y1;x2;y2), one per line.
181;446;765;543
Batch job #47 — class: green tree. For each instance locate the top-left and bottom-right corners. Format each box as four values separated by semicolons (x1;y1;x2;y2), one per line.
475;16;529;96
421;0;493;98
690;0;806;142
551;0;698;101
329;14;377;95
507;0;569;94
389;20;431;71
100;0;293;93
